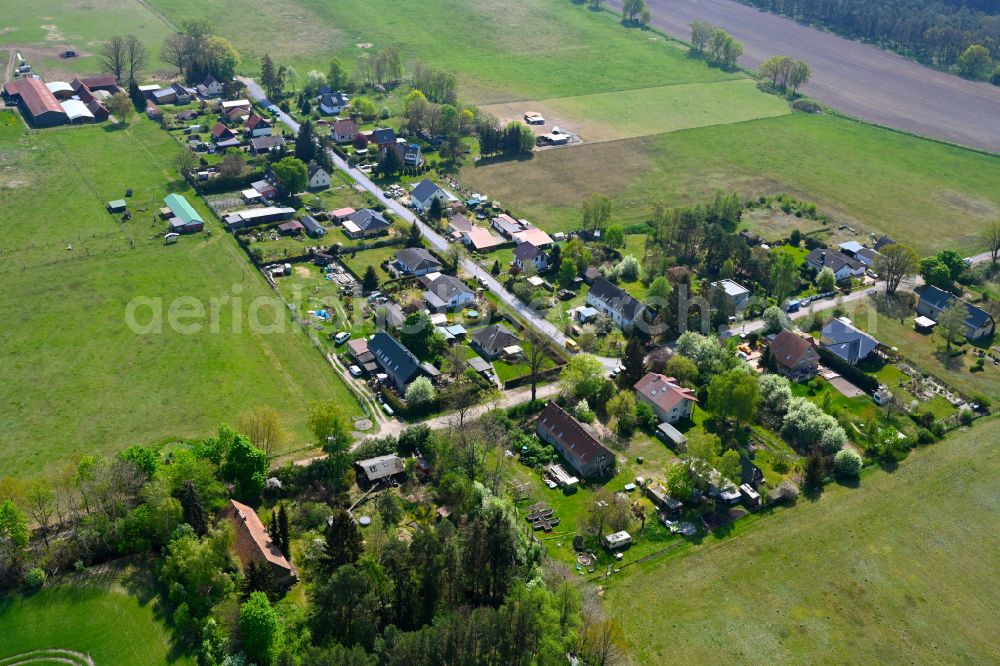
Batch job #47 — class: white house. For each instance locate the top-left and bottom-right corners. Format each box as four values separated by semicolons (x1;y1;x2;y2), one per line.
318;91;349;115
402;143;423;167
513;242;548;271
586;277;644;329
410;179;454;212
331;117;357;143
634;373;697;424
805;248;865;281
422;274;475;312
243;112;273;137
710;279;751;309
307;163;331;189
197;75;224;97
394;248;442;276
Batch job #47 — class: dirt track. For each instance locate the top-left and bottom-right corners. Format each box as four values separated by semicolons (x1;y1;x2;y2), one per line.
606;0;1000;152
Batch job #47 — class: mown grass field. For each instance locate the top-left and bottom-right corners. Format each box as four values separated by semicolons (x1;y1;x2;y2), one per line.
0;113;359;479
461;112;1000;252
0;564;192;665
604;417;1000;664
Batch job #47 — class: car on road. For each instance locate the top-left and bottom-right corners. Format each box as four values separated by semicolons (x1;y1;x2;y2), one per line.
267;104;281;115
348;365;362;377
334;331;351;345
785;300;801;313
565;339;579;353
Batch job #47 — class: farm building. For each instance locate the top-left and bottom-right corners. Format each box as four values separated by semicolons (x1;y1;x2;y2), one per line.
163;193;205;233
224;207;296;231
3;78;68;127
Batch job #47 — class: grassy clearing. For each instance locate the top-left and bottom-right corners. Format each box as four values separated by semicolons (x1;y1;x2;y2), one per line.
603;417;1000;664
148;0;742;103
0;563;192;665
459;113;1000;252
338;244;401;283
0;116;358;479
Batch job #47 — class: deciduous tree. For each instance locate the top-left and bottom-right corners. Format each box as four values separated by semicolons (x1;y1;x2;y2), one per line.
236;406;284;458
100;35;128;82
874;243;919;297
937;298;968;354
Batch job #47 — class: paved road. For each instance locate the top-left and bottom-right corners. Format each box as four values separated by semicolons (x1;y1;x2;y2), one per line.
605;0;1000;152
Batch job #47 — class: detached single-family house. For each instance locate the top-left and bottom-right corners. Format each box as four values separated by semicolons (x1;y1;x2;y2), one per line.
710;279;751;310
463;226;505;252
536;401;613;479
511;227;553;248
355;455;405;485
331;117;357;143
252;179;278;200
492;213;525;239
222;499;297;588
423;274;475;312
394;247;442;276
243;112;272;137
448;213;474;239
769;329;819;380
211;122;240;147
586;277;644;329
634;373;697;424
915;285;995;341
821;317;880;365
197;75;224;97
410;179;452;212
368;127;397;148
163;193;205;234
344;208;391;238
318;91;349;115
249;135;286;155
873;235;896;251
805;249;865;281
369;331;421;391
470;324;521;360
301;215;325;238
307;162;331;189
838;241;881;267
513;242;548;271
402;143;423;167
221;99;251;113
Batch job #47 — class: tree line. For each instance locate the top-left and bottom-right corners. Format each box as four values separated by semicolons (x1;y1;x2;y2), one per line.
160;19;242;84
689;21;745;69
734;0;1000;81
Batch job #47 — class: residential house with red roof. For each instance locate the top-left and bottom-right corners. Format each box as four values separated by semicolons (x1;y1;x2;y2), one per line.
634;373;697;424
536;401;613;479
222;499;297;587
769;329;819;380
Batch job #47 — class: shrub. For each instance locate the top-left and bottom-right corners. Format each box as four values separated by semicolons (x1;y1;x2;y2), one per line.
833;449;862;478
25;567;46;588
772;480;800;501
792;99;822;113
916;428;936;445
959;409;975;425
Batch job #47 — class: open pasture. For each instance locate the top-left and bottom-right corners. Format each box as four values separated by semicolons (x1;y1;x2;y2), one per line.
0;114;358;479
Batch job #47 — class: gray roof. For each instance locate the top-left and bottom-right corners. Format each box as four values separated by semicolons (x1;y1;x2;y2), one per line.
425;274;473;300
250;135;285;151
919;286;994;331
873;235;896;251
370;127;396;145
300;215;324;235
589;277;642;320
514;242;546;261
356;454;404;481
369;331;420;387
805;248;864;274
821;317;879;364
320;91;348;108
395;247;441;273
411;178;441;203
471;324;520;356
347;208;390;233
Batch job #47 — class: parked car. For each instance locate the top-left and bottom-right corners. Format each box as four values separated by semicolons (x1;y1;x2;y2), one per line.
334;331;351;345
348;365;362;377
382;403;394;416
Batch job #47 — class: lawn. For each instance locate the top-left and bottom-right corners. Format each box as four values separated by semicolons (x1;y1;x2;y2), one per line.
0;563;193;665
603;417;1000;664
148;0;742;104
459;112;1000;252
846;299;1000;400
0;115;360;479
338;244;402;283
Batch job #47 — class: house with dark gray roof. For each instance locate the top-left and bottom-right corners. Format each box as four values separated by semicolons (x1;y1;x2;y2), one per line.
344;208;391;238
410;179;453;212
423;274;474;312
318;91;349;115
513;242;548;271
536;402;613;479
369;331;421;390
873;235;896;251
394;248;441;276
586;277;644;329
300;215;325;238
470;323;521;360
805;249;865;281
915;285;995;340
821;317;880;365
249;135;286;154
369;127;397;147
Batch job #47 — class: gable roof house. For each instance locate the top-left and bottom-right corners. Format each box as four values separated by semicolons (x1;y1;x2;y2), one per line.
403;143;423;167
821;317;881;365
805;248;865;281
222;499;297;587
369;331;421;390
915;285;995;340
355;454;405;485
634;373;698;424
463;226;505;252
394;248;442;276
586;277;644;329
769;329;819;380
344;208;391;238
331;117;357;143
423;274;475;312
513;242;549;271
211;122;240;147
536;402;613;479
470;324;521;360
307;162;331;189
249;135;286;155
491;213;526;239
410;179;453;212
318;91;349;115
511;227;554;248
301;215;325;238
368;126;397;148
197;75;224;97
243;112;273;137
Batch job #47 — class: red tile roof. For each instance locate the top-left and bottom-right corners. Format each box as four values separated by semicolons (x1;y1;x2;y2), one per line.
634;373;697;412
536;401;612;470
223;499;295;574
5;78;64;118
80;74;118;90
770;330;815;370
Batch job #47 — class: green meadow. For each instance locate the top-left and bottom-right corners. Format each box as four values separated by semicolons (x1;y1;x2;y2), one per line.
604;417;1000;664
0;114;359;479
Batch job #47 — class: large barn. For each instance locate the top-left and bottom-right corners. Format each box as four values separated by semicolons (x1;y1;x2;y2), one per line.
2;78;68;127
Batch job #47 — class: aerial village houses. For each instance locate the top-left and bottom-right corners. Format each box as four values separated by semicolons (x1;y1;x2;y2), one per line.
249;135;286;155
369;331;421;391
212;122;240;147
422;273;475;312
710;279;751;310
634;373;697;424
394;248;442;276
536;401;614;479
821;317;881;365
222;499;297;588
331;117;357;143
805;248;866;281
769;329;819;380
915;285;995;340
343;208;391;238
410;179;452;212
586;276;645;329
307;163;331;189
838;241;882;267
470;323;521;360
513;242;549;271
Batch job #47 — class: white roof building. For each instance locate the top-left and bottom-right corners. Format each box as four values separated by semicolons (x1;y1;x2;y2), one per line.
60;99;94;121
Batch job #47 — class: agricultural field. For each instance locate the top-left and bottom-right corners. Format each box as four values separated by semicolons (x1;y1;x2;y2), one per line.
604;417;1000;664
0;563;192;666
460;112;1000;252
0;113;359;479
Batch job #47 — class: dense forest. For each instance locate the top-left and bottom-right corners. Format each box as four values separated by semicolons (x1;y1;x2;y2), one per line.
738;0;1000;78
